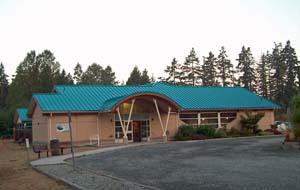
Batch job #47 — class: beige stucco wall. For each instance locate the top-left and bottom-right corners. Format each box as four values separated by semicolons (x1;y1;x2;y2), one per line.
32;105;48;142
226;110;275;130
149;112;178;140
50;114;97;142
99;113;115;142
32;110;115;143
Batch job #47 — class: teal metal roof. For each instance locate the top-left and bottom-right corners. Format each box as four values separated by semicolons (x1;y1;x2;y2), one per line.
32;82;279;113
16;108;31;122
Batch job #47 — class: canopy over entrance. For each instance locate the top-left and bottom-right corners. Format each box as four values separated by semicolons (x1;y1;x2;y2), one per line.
110;92;180;144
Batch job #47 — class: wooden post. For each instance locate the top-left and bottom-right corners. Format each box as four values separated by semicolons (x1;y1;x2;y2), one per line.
68;111;75;169
153;99;170;142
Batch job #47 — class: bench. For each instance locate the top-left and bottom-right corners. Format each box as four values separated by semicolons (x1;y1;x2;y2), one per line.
32;142;49;158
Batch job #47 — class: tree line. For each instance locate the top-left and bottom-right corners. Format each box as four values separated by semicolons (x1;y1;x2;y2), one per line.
0;40;299;136
161;40;299;113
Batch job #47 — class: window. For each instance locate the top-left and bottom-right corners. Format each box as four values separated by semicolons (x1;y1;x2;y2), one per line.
179;113;198;125
141;120;150;139
200;113;218;128
115;120;133;142
220;112;237;127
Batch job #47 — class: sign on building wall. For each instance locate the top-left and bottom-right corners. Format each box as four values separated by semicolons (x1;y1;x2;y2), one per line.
56;123;70;132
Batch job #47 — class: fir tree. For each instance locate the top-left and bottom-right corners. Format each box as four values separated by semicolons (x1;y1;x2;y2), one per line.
101;65;118;85
202;52;217;86
73;63;83;84
270;43;285;106
216;47;235;86
163;58;181;85
126;66;142;85
140;69;151;85
81;63;103;84
281;40;299;108
257;53;271;97
236;46;257;92
0;62;8;109
181;48;201;86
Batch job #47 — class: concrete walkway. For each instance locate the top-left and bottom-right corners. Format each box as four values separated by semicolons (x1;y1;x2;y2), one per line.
31;142;162;166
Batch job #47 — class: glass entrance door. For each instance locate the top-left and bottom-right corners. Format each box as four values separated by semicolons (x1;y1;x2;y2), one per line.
115;120;133;143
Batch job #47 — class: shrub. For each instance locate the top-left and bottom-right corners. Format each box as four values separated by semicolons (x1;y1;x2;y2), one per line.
227;127;240;137
240;129;254;136
174;125;195;141
292;127;300;140
214;128;227;138
191;134;207;140
240;112;265;133
290;96;300;124
258;131;273;136
195;125;216;138
270;124;278;130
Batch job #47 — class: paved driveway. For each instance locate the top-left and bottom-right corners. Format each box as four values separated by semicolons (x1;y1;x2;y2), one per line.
74;136;300;190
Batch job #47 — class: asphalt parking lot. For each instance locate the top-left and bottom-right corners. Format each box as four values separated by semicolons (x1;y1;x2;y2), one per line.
74;136;300;190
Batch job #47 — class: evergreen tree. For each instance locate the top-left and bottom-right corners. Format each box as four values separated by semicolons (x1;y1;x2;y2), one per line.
140;69;151;85
202;52;217;86
236;46;257;92
55;69;74;85
73;62;83;84
37;50;60;92
181;48;201;86
270;43;285;106
162;58;181;84
126;66;142;85
101;65;118;85
81;63;103;84
281;40;299;109
216;47;235;86
150;74;156;83
0;62;8;109
257;53;270;97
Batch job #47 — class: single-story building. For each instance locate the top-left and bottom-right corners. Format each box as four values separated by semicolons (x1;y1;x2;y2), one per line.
14;108;32;142
27;82;279;145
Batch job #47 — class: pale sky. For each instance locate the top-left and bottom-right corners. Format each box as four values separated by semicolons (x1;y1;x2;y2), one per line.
0;0;300;82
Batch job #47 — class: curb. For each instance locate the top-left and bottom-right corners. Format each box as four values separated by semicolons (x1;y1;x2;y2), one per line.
174;134;284;144
32;164;85;190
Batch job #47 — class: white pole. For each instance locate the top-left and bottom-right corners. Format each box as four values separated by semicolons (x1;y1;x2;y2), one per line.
125;99;135;134
153;99;165;136
68;111;75;169
164;107;171;136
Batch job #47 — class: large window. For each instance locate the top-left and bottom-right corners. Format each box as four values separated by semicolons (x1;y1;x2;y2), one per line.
179;112;237;128
115;121;133;142
179;113;198;125
201;113;218;128
141;120;150;139
220;112;237;127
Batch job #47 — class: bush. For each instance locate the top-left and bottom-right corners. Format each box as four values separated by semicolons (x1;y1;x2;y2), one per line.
240;112;265;133
293;127;300;140
191;134;207;140
195;125;216;138
240;129;254;136
258;131;274;136
214;128;227;138
270;124;278;130
174;125;195;141
227;127;240;137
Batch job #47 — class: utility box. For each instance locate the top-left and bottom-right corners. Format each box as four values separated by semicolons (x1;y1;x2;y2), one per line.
50;139;60;156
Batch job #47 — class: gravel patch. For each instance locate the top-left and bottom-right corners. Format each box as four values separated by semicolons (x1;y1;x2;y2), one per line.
35;163;158;190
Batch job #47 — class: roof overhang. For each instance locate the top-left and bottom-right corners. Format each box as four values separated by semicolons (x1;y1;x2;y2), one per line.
110;92;181;112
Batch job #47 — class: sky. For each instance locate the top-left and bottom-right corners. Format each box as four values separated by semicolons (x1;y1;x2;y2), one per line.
0;0;300;83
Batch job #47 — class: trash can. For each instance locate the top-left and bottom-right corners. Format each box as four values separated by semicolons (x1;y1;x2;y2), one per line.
50;139;60;156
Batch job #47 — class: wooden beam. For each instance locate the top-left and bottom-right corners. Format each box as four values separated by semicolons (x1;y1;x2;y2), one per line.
125;99;135;135
116;107;126;134
153;99;165;136
164;107;171;136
